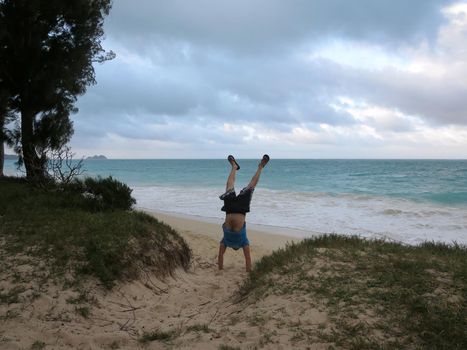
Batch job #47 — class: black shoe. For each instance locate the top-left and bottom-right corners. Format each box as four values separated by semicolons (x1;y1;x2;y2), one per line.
227;155;240;170
259;154;270;168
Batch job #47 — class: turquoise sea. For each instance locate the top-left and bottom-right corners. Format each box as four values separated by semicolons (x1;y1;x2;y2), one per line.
4;158;467;244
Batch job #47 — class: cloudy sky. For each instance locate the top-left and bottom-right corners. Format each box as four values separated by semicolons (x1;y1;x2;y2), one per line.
71;0;467;159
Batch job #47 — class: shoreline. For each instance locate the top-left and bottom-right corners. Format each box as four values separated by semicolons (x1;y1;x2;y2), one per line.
140;207;409;245
140;206;318;238
144;209;304;253
143;208;467;248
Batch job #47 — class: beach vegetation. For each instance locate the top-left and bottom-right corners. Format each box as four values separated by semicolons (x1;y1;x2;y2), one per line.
0;310;19;321
186;323;213;333
0;177;192;289
43;146;85;185
258;331;276;346
139;329;179;343
75;305;90;318
63;176;136;211
30;341;46;350
109;340;120;349
248;312;266;327
0;285;26;304
218;345;241;350
66;289;96;305
239;234;467;349
139;324;215;345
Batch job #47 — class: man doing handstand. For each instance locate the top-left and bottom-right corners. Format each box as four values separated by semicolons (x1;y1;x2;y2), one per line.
218;154;270;272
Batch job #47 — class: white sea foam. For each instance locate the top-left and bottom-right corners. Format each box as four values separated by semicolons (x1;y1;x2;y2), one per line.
133;185;467;246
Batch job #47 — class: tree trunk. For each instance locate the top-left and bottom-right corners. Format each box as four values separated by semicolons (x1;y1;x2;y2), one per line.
21;108;43;180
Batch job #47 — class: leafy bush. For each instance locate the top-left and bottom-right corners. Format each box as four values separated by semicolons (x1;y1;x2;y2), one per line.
65;176;136;211
0;177;192;289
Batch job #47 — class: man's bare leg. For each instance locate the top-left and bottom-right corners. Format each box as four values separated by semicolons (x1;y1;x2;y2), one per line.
226;161;237;191
246;165;263;189
246;155;269;189
243;245;252;272
218;243;227;270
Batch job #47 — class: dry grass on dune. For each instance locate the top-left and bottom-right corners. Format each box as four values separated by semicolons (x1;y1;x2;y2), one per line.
237;235;467;349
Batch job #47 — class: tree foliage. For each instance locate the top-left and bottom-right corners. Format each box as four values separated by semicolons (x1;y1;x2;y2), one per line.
0;0;114;180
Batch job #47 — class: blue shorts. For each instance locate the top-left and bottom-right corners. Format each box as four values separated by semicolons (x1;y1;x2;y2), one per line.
221;223;249;250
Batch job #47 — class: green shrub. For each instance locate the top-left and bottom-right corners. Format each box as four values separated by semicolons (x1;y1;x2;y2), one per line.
64;176;136;211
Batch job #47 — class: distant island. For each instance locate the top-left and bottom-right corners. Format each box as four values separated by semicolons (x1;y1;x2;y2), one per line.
4;154;109;160
85;155;108;160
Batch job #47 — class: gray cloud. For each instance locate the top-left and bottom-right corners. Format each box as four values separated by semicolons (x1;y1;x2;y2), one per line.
70;0;467;158
79;59;204;117
77;49;358;143
337;66;467;125
106;0;452;54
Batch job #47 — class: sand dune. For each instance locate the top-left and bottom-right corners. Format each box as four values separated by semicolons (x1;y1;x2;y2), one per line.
1;212;318;350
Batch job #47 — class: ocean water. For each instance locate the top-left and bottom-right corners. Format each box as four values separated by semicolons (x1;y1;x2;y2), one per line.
4;159;467;245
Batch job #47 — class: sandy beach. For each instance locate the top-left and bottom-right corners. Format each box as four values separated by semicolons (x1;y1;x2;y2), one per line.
1;210;312;350
150;211;302;254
